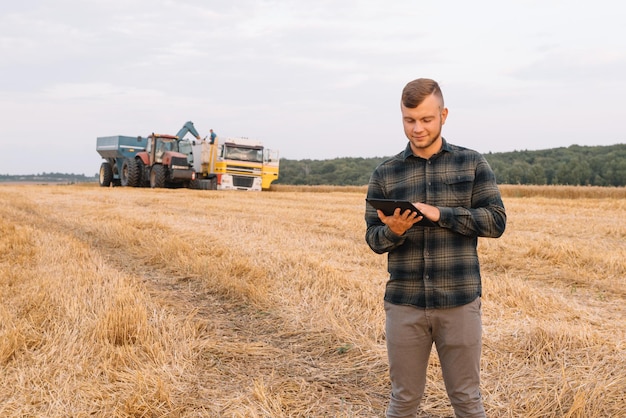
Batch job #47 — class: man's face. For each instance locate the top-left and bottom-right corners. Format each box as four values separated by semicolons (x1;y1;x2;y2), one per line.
401;94;448;158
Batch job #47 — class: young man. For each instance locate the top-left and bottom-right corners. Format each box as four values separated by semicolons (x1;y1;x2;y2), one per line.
365;78;506;417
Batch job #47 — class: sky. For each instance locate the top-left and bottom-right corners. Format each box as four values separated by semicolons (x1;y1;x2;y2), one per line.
1;0;625;175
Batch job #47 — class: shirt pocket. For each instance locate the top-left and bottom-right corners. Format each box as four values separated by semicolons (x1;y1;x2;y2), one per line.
442;169;475;207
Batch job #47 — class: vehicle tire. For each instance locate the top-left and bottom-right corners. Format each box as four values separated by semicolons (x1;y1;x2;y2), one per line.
190;179;210;190
137;159;150;187
150;164;167;188
122;158;143;187
120;158;131;187
189;179;201;189
135;158;148;187
99;162;113;187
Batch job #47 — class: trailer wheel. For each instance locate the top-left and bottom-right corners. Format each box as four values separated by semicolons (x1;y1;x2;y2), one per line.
120;158;130;186
99;162;113;187
150;164;167;188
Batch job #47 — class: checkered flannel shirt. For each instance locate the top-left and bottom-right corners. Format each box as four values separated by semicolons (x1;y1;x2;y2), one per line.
365;139;506;309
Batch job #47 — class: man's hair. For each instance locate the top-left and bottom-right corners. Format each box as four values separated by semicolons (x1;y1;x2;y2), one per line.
401;78;444;108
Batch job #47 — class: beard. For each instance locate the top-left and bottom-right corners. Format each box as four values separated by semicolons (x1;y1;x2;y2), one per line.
409;123;442;150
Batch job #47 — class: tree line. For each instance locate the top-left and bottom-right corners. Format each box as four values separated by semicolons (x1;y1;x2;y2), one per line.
3;144;624;187
0;172;95;183
275;144;626;187
486;144;626;186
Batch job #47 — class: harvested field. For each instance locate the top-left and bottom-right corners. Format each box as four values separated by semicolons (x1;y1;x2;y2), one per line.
0;184;624;417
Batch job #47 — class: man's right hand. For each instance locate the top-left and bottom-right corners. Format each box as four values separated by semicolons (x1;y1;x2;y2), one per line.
377;208;423;236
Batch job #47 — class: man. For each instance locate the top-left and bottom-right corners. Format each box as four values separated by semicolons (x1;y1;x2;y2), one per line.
365;78;506;418
209;129;217;144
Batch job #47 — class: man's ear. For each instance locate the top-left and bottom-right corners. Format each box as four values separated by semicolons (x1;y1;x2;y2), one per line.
441;107;449;125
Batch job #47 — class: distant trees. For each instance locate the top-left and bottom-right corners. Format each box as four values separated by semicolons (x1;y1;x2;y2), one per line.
275;144;626;187
277;157;383;186
3;144;625;187
486;144;626;186
0;172;95;183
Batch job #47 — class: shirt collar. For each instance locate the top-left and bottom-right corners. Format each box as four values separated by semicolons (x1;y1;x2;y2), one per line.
402;137;451;160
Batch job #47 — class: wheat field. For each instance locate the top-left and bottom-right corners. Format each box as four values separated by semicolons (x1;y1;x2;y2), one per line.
0;184;624;417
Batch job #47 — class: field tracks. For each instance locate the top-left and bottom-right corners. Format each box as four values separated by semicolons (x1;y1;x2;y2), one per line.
0;184;624;417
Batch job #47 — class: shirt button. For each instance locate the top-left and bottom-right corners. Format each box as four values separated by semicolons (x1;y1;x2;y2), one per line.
425;275;430;280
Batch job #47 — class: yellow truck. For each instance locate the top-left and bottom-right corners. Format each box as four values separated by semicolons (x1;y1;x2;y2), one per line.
176;122;279;191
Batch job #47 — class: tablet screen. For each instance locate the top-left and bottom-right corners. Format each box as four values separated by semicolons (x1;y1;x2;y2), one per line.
366;198;437;227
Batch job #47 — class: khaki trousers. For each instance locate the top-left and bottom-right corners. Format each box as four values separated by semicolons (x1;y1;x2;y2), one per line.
384;297;485;418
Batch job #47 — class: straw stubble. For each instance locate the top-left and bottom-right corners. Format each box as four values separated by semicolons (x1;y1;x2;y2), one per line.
0;184;623;417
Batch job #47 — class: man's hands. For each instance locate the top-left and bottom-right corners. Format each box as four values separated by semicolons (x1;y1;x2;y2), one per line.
377;202;440;236
377;208;421;236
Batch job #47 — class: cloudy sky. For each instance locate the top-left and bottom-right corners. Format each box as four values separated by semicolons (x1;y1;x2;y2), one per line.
2;0;625;175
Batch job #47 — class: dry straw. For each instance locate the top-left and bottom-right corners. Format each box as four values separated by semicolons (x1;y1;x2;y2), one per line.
0;184;624;417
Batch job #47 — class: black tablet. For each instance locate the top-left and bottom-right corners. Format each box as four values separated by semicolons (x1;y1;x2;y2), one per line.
366;198;437;227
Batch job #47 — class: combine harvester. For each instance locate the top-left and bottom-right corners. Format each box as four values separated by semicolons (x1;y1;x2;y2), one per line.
96;122;279;191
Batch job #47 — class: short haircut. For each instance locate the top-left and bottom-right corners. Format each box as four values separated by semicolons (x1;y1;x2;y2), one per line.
401;78;444;108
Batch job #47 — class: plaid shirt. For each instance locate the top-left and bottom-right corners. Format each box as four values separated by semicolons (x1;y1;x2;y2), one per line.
365;139;506;309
